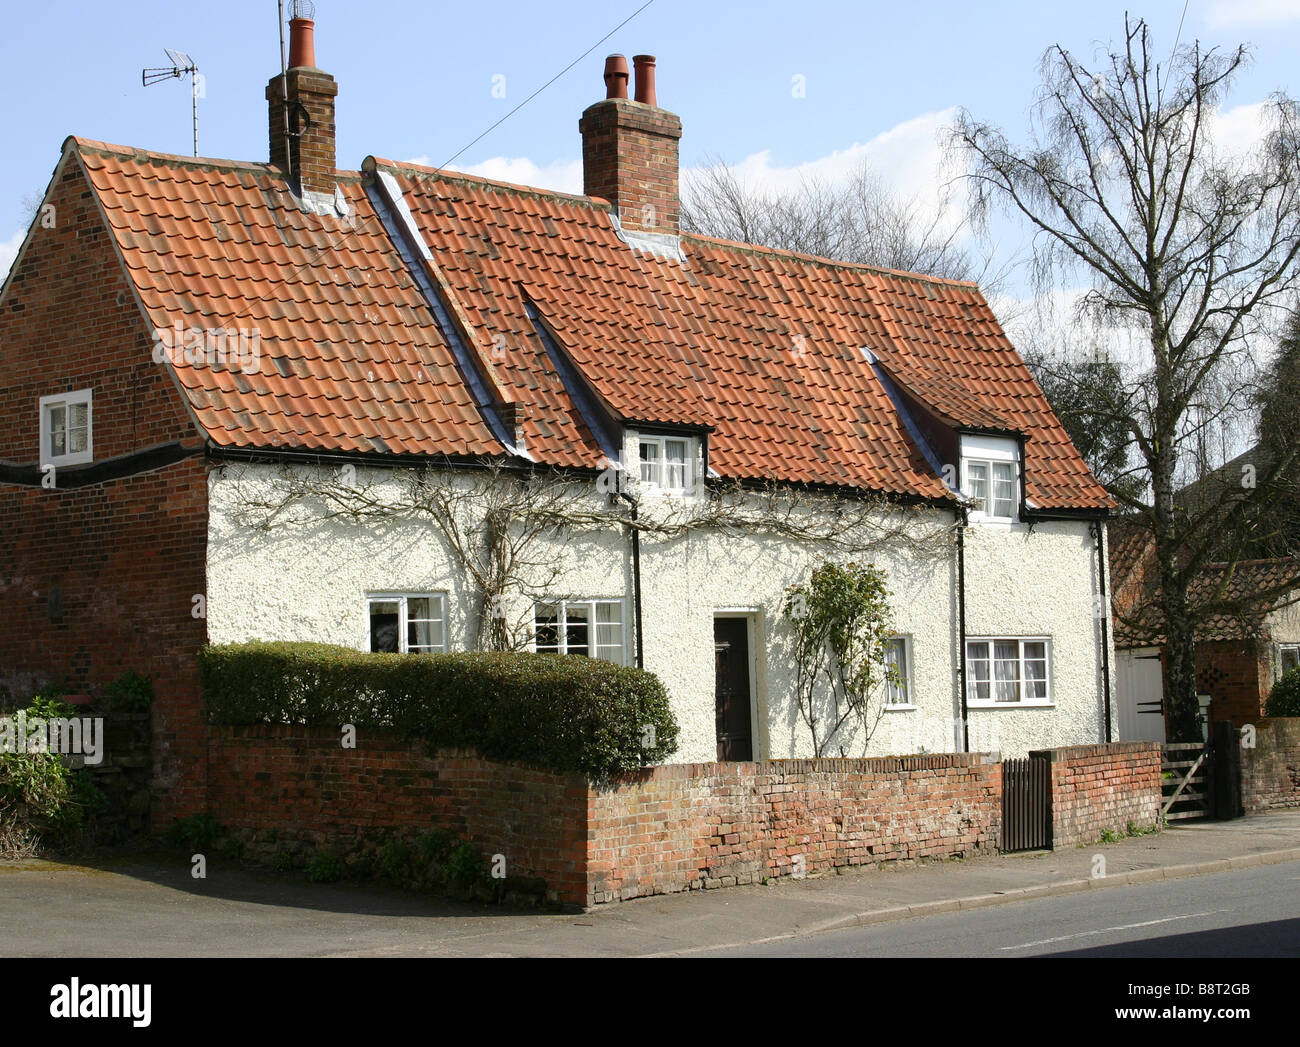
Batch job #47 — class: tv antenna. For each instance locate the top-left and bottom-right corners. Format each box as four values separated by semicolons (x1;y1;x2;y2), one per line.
142;48;201;156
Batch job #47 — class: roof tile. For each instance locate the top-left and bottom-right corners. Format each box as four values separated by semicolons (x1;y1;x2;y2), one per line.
71;138;1111;507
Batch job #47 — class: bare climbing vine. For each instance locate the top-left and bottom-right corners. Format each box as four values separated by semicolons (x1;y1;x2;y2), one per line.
226;457;955;651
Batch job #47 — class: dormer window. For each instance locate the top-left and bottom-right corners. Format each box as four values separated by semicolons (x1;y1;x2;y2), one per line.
638;434;694;494
960;434;1020;523
39;389;93;467
965;459;1016;518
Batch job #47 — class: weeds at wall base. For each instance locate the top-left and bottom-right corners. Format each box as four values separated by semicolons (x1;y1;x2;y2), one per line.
1088;820;1163;846
159;814;556;909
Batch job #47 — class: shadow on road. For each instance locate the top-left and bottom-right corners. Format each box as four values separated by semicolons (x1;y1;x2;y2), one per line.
15;848;568;921
1048;918;1300;958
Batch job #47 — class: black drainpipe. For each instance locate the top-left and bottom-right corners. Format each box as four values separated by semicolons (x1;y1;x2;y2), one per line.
1094;520;1113;742
618;491;645;669
957;507;970;753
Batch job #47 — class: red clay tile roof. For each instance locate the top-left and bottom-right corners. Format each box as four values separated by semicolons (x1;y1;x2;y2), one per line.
1188;559;1300;640
67;136;1111;509
75;138;502;459
1110;531;1300;645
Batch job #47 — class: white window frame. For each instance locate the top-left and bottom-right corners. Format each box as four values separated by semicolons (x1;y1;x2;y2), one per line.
883;635;914;708
1277;643;1300;680
637;433;695;495
965;636;1052;707
366;592;448;654
960;434;1019;523
38;388;94;467
533;598;627;665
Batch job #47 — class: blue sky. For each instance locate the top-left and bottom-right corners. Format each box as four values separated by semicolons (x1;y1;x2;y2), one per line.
4;0;1300;292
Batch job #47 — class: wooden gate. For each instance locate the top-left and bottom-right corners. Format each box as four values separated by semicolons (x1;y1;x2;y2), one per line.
1001;755;1051;851
1161;742;1213;821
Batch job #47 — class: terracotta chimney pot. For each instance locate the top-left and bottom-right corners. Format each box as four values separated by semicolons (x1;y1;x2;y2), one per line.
288;17;316;69
633;55;657;106
603;54;629;100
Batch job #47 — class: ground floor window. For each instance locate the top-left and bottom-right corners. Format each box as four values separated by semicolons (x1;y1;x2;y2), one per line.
884;636;911;705
966;638;1050;705
534;599;625;664
1277;644;1300;678
367;593;447;654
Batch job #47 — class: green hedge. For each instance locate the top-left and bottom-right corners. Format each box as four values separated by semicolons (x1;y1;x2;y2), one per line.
1266;668;1300;717
198;642;679;780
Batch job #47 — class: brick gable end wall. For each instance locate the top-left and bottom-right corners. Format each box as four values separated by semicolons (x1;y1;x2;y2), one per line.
0;155;209;827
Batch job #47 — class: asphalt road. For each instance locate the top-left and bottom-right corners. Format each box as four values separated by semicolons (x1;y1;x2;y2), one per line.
3;820;1299;958
705;862;1300;957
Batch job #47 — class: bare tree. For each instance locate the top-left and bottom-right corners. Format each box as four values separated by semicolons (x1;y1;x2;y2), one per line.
1021;344;1147;504
681;157;989;284
1210;309;1300;559
952;16;1300;741
19;191;43;228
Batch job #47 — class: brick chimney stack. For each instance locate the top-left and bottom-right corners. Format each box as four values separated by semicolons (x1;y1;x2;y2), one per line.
267;2;338;196
579;54;682;238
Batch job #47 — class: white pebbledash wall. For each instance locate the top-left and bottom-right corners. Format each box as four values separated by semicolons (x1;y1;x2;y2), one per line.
1266;600;1300;648
206;460;1116;763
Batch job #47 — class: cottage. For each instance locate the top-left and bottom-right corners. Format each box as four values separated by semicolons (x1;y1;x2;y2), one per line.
0;11;1115;828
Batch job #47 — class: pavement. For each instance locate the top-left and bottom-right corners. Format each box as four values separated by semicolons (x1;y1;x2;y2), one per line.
1;809;1298;956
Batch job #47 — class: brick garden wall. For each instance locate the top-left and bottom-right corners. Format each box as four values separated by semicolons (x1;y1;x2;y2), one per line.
205;725;590;904
1240;718;1300;813
586;754;1002;905
203;729;1004;907
1032;741;1162;847
200;730;1193;907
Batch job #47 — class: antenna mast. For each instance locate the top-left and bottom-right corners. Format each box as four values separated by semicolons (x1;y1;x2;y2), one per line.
142;48;201;156
279;0;291;183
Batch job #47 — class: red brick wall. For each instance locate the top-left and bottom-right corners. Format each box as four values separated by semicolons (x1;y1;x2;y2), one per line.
0;156;198;460
1197;640;1270;724
0;152;209;828
1240;718;1300;813
1031;741;1162;847
586;754;1002;905
200;732;1175;907
579;99;682;235
202;732;1002;907
266;68;338;196
206;726;590;904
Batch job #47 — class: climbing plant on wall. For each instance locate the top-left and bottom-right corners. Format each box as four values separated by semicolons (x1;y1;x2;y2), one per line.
784;560;898;757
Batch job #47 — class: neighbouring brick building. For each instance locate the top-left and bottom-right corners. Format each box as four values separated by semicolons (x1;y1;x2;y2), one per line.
1;10;1117;832
1110;519;1300;739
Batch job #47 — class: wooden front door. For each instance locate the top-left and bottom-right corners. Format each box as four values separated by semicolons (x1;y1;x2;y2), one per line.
714;618;753;761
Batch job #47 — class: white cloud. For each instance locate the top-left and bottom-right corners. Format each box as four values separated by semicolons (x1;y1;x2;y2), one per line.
0;229;25;285
1206;0;1300;28
689;107;963;233
1210;101;1269;158
410;108;965;233
407;155;584;195
990;285;1152;372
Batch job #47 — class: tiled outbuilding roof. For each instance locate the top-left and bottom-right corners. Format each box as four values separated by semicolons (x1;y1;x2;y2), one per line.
1110;524;1300;644
67;136;1111;509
